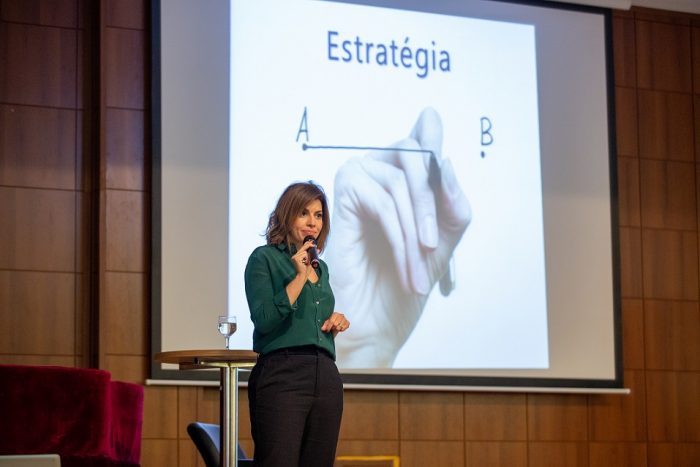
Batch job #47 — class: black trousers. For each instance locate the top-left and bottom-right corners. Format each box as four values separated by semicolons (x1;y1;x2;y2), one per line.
248;346;343;467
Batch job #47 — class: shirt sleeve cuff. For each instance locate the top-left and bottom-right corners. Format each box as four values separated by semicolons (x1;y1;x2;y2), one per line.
273;288;297;313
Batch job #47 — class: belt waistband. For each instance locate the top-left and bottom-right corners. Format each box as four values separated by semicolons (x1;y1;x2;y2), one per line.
259;345;333;360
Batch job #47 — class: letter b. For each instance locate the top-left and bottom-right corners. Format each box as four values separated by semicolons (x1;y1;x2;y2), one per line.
480;117;493;146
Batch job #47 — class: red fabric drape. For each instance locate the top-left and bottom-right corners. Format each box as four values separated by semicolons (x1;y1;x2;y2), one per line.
0;365;143;467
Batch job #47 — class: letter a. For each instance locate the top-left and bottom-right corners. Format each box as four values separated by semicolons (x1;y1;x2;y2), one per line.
296;107;309;142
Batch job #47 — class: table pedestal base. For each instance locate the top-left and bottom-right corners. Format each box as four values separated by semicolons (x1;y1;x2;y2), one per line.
221;366;240;467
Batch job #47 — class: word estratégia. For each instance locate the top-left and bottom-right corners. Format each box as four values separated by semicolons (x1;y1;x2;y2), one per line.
327;31;452;79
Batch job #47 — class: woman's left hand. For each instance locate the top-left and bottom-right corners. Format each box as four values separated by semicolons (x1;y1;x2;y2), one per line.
321;312;350;337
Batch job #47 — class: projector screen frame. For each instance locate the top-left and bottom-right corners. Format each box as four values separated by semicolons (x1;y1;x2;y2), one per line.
149;0;623;391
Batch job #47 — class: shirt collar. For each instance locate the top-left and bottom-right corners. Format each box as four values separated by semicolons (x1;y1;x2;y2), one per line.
275;242;297;255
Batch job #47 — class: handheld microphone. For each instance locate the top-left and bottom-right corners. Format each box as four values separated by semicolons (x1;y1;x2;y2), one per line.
303;235;320;269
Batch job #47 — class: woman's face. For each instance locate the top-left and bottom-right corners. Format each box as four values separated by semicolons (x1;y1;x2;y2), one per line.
289;199;323;249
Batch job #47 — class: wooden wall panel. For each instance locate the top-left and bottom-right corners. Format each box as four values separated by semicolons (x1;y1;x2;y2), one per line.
104;0;144;29
0;22;77;107
642;230;698;300
176;387;199;439
74;109;85;186
588;370;647;441
621;299;645;369
0;187;76;271
103;190;146;272
73;268;88;364
0;355;76;366
237;387;252;441
465;441;527;467
102;354;147;383
339;391;399;440
103;27;145;109
0;0;86;371
0;104;77;189
637;90;694;161
104;108;146;190
142;385;178;440
588;442;647;467
177;440;201;467
463;393;526;441
140;440;178;467
615;87;638;157
527;395;588;441
399;441;464;467
399;392;463;440
335;440;400;457
695;98;700;162
636;20;691;92
617;156;640;226
76;30;85;110
648;443;700;467
196;386;222;426
99;5;149;441
644;300;700;371
527;442;588;467
640;160;697;229
694;28;700;94
634;8;691;25
645;371;700;441
613;16;636;88
0;270;75;354
697;164;700;231
690;25;700;94
103;271;147;354
0;0;78;27
619;227;643;298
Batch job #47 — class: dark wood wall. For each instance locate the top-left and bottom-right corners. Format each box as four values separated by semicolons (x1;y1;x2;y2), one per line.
1;0;92;368
1;1;698;466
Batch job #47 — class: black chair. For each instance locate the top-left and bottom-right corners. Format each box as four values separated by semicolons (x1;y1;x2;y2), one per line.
186;422;252;467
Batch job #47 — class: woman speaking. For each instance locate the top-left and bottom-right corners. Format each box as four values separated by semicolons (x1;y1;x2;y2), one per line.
244;181;350;467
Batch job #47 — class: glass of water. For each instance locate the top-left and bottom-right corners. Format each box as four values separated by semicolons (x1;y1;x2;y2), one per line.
217;315;237;349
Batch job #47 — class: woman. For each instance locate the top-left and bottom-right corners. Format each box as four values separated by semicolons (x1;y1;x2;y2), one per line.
244;181;350;467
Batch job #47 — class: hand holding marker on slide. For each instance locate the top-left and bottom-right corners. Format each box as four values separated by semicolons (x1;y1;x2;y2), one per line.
323;107;471;367
413;109;457;296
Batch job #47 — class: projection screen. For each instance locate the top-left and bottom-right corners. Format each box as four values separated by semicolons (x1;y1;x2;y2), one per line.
151;0;622;390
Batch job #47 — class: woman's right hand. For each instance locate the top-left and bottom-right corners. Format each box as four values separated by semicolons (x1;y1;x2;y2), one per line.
291;240;315;277
286;240;317;306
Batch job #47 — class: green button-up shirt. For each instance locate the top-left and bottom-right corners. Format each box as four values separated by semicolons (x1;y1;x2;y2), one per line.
244;243;336;358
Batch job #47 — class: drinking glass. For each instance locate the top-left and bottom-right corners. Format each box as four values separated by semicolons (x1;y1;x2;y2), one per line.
217;315;237;349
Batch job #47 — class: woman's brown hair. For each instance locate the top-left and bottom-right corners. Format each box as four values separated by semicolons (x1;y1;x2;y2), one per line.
265;181;330;251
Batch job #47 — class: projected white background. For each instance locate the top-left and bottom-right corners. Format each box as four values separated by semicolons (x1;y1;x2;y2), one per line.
228;0;548;369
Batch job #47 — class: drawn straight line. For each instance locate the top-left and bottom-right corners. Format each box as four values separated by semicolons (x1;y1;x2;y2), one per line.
302;143;433;157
